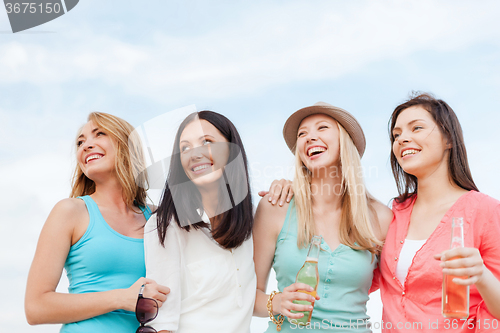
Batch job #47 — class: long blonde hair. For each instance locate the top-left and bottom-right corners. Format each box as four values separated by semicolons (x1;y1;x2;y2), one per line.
70;112;148;211
292;122;382;253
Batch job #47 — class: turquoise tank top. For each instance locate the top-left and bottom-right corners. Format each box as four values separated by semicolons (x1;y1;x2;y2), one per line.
265;199;376;332
61;195;152;333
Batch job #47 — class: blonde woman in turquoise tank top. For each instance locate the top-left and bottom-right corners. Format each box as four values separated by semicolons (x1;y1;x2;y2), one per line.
253;103;393;332
25;112;169;332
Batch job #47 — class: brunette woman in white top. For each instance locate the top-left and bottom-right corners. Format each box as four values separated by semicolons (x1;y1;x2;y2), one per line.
144;111;290;333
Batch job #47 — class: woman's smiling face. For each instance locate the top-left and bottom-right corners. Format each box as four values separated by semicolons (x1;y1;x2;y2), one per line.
179;119;230;188
392;105;450;179
296;113;341;173
76;120;117;180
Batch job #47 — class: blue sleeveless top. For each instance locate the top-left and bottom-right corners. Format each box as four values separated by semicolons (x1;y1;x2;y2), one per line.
61;195;152;333
265;199;376;332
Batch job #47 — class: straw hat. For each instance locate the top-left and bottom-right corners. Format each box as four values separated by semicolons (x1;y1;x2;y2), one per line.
282;102;366;157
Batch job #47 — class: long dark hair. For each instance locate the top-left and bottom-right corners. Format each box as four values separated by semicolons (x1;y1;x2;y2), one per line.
155;111;253;249
389;92;478;204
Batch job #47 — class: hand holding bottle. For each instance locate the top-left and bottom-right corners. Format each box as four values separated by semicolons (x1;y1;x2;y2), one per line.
434;247;486;286
274;283;320;319
438;217;470;319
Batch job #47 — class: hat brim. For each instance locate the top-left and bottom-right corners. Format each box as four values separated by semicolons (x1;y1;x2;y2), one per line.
282;104;366;157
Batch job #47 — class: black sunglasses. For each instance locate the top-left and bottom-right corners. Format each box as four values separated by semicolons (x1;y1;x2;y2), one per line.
135;284;159;333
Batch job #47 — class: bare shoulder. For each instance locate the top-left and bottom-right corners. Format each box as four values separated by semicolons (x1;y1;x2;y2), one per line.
370;199;393;241
253;194;290;238
41;198;89;242
50;198;88;222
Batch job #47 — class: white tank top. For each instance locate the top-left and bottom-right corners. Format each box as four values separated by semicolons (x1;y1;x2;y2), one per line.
395;238;427;284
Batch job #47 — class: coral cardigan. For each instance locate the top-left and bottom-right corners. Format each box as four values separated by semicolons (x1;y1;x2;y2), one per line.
375;191;500;332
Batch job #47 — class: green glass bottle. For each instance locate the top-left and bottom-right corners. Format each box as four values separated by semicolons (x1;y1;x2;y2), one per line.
291;235;321;326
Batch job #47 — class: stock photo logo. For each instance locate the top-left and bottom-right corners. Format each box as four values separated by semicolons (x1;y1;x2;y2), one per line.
3;0;79;33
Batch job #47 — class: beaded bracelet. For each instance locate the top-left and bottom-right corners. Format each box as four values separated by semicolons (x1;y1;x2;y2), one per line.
267;291;285;331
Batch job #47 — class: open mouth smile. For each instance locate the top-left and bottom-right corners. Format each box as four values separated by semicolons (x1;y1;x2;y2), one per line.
191;163;213;174
401;149;421;158
307;146;327;158
85;154;103;164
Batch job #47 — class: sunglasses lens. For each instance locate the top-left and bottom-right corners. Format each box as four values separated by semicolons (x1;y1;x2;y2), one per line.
136;298;158;323
136;326;157;333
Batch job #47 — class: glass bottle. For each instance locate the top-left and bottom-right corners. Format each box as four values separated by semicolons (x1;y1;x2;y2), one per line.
442;217;469;319
291;235;321;326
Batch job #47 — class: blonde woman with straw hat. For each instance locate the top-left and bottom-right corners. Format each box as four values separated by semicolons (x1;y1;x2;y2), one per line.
253;102;392;332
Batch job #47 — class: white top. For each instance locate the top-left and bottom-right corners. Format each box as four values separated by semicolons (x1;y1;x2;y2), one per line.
395;238;427;284
144;214;256;333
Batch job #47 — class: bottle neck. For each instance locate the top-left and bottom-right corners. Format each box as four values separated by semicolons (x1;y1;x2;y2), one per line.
450;220;464;249
306;236;322;261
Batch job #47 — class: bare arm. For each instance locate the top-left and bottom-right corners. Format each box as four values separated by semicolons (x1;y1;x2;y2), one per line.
253;195;284;317
475;267;500;318
25;199;168;325
253;195;317;321
367;199;393;293
370;199;393;243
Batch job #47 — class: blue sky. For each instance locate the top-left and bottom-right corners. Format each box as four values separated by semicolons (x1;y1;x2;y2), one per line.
2;1;500;332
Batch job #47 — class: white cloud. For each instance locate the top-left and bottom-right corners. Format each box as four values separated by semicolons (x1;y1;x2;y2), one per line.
1;1;500;103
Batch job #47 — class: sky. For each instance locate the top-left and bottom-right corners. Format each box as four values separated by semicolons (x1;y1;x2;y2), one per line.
1;1;500;332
